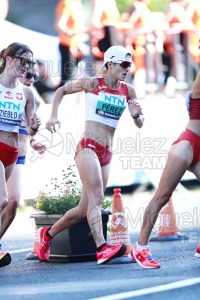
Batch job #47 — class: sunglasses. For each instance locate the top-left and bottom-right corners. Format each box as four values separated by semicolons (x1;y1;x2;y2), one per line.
114;61;132;69
25;72;40;82
13;56;36;68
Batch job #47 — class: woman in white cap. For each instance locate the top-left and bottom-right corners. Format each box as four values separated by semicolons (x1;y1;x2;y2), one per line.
36;45;144;264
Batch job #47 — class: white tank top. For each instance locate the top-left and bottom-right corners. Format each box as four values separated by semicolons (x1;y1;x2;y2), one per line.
85;77;129;128
0;82;27;133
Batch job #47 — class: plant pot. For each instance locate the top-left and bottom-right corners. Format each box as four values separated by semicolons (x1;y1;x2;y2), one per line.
31;210;111;263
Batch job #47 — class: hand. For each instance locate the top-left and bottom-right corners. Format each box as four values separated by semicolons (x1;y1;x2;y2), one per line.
31;141;47;154
128;100;142;117
30;112;41;130
46;116;61;133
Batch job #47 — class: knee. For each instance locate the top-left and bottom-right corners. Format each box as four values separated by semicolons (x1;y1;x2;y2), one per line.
76;205;87;219
0;200;8;211
6;198;18;214
153;189;172;209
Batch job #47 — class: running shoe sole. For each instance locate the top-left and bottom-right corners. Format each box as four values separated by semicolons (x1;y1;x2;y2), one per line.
194;252;200;258
26;252;38;260
0;253;12;268
98;244;126;265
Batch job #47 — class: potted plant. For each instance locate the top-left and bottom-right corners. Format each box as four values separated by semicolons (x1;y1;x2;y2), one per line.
31;165;111;262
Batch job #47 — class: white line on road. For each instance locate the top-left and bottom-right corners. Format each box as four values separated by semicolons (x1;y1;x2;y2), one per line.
87;278;200;300
9;248;32;254
1;277;200;297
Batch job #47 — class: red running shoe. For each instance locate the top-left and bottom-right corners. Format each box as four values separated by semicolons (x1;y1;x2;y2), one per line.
194;243;200;258
96;243;126;264
131;244;160;269
36;227;52;261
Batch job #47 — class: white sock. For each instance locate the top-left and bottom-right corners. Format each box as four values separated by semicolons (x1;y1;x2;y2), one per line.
136;242;148;250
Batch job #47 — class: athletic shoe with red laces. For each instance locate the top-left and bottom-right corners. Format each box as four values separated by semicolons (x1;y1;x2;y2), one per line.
96;243;126;264
0;244;11;268
194;243;200;258
131;244;160;269
36;227;52;261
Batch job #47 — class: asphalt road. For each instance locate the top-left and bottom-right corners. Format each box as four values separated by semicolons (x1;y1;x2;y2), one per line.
1;190;200;300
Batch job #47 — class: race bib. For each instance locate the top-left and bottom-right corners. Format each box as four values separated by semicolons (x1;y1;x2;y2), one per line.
96;92;126;120
0;101;23;126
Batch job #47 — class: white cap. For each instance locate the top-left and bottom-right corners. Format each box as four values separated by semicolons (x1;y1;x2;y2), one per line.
100;46;132;70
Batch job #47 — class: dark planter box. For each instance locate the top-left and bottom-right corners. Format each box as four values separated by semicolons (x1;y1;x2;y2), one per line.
31;210;110;263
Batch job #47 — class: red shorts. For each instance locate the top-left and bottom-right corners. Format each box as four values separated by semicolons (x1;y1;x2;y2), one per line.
0;142;19;167
74;138;112;166
172;129;200;165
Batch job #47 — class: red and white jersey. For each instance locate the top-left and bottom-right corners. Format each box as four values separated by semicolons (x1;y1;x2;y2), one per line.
85;77;129;128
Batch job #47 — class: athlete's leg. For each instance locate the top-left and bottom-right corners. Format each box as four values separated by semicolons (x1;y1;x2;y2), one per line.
75;149;110;247
48;184;89;237
0;164;24;238
138;141;193;245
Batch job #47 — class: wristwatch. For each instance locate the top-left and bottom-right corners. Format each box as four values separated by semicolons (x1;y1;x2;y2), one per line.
132;113;140;119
